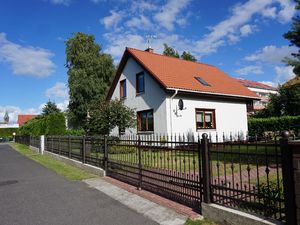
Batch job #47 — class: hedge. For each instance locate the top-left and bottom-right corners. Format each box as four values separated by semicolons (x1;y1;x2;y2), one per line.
0;128;18;138
19;113;66;136
248;116;300;136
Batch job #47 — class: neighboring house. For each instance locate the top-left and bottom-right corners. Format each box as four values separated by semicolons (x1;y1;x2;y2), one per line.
17;115;37;126
107;47;259;141
237;79;278;111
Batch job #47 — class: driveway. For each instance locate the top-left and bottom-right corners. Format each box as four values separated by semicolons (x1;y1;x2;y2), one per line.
0;144;158;225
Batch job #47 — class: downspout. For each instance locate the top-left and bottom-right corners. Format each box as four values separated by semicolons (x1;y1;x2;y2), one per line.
169;89;179;135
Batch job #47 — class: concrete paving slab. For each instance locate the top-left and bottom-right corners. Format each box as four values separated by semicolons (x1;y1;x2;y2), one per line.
84;178;188;225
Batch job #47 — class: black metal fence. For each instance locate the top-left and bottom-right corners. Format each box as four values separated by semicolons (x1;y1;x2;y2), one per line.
15;133;287;222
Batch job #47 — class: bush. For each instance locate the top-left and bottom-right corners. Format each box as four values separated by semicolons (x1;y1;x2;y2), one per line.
19;113;66;136
0;128;18;138
65;129;86;136
248;116;300;136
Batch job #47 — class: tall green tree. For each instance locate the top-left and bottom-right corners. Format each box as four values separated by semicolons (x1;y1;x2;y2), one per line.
163;43;197;62
163;44;179;58
66;32;115;128
283;0;300;76
42;101;61;116
181;51;197;62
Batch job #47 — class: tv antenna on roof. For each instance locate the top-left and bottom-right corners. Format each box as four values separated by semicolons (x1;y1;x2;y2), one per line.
146;35;157;48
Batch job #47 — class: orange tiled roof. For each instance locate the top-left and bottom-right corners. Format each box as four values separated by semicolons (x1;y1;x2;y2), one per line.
17;115;36;126
108;48;259;99
237;79;278;91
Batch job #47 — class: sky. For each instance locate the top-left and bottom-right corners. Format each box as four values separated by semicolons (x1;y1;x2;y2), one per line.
0;0;298;123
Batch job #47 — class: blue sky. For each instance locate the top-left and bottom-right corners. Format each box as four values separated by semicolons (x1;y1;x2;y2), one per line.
0;0;297;122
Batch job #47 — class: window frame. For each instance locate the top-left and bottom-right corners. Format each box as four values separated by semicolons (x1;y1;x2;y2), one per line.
120;79;126;99
136;71;145;94
137;109;154;132
195;108;216;130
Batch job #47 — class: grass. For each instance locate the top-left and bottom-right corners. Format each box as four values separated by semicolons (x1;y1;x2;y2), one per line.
10;143;97;181
185;218;217;225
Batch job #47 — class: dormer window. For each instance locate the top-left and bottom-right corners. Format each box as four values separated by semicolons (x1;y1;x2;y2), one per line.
120;79;126;99
136;72;145;94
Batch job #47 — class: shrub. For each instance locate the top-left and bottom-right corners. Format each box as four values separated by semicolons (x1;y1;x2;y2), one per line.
248;116;300;136
0;128;18;138
19;113;66;136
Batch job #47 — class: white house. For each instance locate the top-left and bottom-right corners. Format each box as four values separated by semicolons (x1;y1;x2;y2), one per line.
107;47;259;141
237;79;278;111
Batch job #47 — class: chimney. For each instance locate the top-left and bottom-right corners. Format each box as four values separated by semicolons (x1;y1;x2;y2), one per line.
145;47;154;53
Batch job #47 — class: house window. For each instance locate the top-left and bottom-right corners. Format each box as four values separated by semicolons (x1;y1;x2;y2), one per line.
136;72;145;94
137;109;153;132
195;109;216;129
120;79;126;98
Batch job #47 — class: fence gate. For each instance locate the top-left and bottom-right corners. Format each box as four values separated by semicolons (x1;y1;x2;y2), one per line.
106;136;203;209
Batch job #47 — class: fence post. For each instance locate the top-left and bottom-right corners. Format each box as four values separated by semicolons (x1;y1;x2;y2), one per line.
280;131;297;225
201;133;211;204
68;136;71;158
104;135;108;172
58;136;61;155
138;135;142;190
51;137;54;153
82;136;86;164
40;135;45;155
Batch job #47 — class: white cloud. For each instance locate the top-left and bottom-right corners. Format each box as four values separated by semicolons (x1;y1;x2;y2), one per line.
130;0;158;12
277;0;296;23
240;24;255;36
195;0;296;56
101;10;124;29
274;65;296;84
235;65;263;76
154;0;191;31
46;82;69;99
48;0;71;6
125;15;152;30
245;45;297;64
0;33;55;77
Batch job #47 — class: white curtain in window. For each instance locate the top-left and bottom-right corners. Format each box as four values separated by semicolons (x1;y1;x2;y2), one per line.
196;112;203;122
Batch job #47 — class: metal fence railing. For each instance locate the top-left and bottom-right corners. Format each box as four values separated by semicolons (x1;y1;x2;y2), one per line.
15;133;290;222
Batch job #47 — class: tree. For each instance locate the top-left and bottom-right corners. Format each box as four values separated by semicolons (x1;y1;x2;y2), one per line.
66;32;115;128
87;100;136;135
283;0;300;76
163;43;197;62
253;83;300;117
163;44;179;58
181;51;197;62
42;101;61;116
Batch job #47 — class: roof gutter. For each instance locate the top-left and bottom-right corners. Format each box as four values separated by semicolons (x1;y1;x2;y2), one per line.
169;89;179;135
166;88;260;100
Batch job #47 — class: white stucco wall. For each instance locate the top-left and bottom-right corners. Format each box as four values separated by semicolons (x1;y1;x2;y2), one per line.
166;95;248;142
110;57;168;135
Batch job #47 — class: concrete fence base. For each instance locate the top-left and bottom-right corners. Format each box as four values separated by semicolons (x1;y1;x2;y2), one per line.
201;203;283;225
43;151;105;177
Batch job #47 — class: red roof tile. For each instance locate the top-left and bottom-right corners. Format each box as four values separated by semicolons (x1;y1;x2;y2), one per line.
17;115;37;126
108;48;259;100
237;79;278;91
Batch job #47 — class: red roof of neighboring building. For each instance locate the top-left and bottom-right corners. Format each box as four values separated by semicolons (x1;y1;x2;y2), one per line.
107;48;259;100
17;115;37;126
237;79;278;91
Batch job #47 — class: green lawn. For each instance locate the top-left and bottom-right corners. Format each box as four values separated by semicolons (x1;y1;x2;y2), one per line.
10;143;97;181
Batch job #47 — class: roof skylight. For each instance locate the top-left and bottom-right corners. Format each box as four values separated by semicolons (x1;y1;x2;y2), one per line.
194;76;210;86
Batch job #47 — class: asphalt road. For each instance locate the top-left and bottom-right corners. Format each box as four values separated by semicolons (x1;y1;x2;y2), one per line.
0;144;158;225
